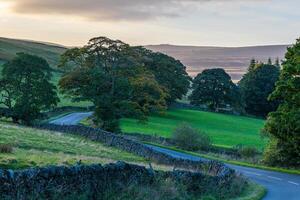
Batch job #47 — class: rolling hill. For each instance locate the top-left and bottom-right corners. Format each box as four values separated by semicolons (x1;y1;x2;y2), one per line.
0;37;289;81
146;44;289;82
0;37;67;68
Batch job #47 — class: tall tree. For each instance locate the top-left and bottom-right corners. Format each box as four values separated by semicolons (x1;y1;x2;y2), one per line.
275;57;281;69
0;53;59;124
267;57;273;65
135;47;191;104
59;37;167;132
238;63;280;117
263;38;300;167
189;68;241;112
248;58;257;71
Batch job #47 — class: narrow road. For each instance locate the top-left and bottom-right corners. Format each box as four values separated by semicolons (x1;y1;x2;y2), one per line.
50;112;93;125
50;112;300;200
145;144;300;200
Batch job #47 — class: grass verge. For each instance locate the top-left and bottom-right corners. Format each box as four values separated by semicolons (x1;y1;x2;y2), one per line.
145;142;300;175
231;181;266;200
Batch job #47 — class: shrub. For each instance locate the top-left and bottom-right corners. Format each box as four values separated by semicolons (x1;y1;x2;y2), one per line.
236;145;258;158
172;123;212;151
0;144;13;153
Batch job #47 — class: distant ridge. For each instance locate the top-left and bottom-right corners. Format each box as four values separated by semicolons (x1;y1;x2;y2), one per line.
0;37;289;81
146;44;290;82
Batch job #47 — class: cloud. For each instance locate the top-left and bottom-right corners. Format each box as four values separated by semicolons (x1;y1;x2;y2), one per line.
10;0;254;21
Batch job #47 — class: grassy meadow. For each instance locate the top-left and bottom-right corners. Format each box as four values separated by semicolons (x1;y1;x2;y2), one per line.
0;122;147;170
121;109;266;149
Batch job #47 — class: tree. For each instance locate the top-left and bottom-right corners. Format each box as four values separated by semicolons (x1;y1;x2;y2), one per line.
267;57;272;65
135;48;191;104
0;53;59;125
275;57;281;69
263;38;300;167
248;58;257;71
59;37;167;132
189;68;241;112
238;63;280;117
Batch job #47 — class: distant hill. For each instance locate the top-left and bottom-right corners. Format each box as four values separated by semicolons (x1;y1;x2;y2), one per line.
146;44;290;82
0;37;67;68
0;37;290;82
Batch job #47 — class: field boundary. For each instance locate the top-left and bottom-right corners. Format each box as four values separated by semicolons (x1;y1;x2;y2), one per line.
36;124;235;178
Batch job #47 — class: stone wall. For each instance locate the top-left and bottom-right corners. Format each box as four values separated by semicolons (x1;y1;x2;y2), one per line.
36;124;234;178
0;161;239;200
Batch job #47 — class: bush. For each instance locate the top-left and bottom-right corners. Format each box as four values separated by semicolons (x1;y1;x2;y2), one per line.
235;145;258;159
0;144;13;153
172;123;212;151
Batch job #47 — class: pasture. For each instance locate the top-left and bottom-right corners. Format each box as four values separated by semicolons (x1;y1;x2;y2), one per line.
0;122;146;169
121;109;266;149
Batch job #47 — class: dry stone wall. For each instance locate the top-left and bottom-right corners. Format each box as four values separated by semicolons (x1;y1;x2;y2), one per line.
0;161;238;200
36;124;234;178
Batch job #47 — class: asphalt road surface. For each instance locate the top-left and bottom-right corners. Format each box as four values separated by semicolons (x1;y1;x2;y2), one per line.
50;112;93;125
51;112;300;200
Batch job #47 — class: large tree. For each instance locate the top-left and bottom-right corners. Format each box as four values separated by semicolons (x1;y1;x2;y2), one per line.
59;37;167;132
263;38;300;167
189;68;241;112
135;48;191;104
238;63;280;117
0;53;59;124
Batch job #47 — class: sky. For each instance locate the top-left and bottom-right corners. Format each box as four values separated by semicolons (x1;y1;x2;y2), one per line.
0;0;299;47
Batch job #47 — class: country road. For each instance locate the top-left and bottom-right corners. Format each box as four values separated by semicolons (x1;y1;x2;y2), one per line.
50;112;93;125
50;112;300;200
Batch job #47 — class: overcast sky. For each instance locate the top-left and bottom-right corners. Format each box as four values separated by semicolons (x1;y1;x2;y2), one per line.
0;0;299;46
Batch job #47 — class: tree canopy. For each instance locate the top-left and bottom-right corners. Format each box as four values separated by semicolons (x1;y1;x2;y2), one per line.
0;53;59;124
59;37;167;132
189;68;241;112
238;63;280;117
263;38;300;167
135;48;191;104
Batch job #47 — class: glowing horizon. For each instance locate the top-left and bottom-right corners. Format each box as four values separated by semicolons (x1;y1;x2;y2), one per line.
0;0;299;47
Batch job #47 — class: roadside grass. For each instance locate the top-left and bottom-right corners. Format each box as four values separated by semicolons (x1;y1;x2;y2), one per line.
231;181;266;200
121;109;266;150
146;142;300;175
0;122;148;170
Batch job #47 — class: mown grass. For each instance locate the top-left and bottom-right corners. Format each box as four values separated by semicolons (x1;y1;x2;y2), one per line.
121;109;266;150
0;122;147;170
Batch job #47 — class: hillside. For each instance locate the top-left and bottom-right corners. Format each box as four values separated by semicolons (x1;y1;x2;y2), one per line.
0;37;289;82
0;37;66;68
146;44;289;81
0;122;147;170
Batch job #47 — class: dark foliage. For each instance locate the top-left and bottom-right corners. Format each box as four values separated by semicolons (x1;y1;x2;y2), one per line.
263;38;300;167
189;68;241;112
0;53;59;125
238;63;280;117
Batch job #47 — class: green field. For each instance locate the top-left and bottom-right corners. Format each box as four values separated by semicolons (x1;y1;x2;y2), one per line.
121;109;266;149
0;122;146;170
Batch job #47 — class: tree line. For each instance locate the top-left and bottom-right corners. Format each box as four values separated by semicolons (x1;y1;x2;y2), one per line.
0;36;299;167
